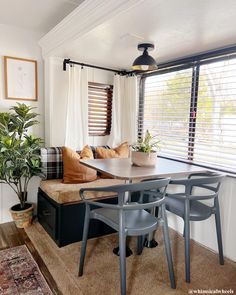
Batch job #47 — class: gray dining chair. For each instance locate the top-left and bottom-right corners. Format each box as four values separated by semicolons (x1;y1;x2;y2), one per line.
165;172;225;283
78;178;176;295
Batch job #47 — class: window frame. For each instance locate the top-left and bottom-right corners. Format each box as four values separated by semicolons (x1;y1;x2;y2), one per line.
139;46;236;175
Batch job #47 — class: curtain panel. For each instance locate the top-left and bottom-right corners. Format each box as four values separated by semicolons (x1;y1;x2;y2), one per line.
65;66;88;150
108;75;138;147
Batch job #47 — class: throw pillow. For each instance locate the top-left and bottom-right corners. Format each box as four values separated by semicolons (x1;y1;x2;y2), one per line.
96;142;129;159
96;142;129;178
62;145;97;184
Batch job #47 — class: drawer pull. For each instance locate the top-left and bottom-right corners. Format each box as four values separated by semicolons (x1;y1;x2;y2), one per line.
43;210;51;216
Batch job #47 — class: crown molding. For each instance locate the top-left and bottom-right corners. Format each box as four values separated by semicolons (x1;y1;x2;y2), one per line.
39;0;145;57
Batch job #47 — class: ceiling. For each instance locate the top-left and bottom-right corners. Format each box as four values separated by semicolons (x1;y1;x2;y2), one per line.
2;0;236;69
57;0;236;70
0;0;84;33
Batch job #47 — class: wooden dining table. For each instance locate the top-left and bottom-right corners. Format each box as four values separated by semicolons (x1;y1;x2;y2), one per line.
80;157;207;255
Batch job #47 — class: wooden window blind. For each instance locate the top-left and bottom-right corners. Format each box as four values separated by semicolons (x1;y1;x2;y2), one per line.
88;82;113;136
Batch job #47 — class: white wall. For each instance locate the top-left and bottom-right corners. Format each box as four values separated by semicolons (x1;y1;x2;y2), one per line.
26;54;236;262
0;24;44;223
1;27;235;264
44;56;114;147
167;175;236;262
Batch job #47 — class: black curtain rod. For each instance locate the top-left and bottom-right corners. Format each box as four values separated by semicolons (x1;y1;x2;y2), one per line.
63;58;129;75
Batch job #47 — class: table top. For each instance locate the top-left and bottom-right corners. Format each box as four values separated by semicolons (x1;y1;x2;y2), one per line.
80;157;207;180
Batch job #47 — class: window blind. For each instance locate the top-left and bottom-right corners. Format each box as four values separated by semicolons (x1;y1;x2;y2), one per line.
194;58;236;171
140;54;236;173
88;82;113;136
140;68;193;159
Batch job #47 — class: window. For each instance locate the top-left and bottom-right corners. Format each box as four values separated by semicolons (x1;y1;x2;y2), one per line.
140;68;192;159
88;82;113;136
140;53;236;173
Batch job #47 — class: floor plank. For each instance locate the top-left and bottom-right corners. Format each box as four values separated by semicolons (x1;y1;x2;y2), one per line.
0;222;61;295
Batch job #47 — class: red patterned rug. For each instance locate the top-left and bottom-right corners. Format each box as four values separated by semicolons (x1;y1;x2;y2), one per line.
0;245;53;295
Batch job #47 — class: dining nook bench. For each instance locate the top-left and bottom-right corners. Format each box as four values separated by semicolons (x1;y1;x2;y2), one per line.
37;146;125;247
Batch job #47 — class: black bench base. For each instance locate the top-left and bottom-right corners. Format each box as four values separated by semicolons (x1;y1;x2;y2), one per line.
37;188;118;247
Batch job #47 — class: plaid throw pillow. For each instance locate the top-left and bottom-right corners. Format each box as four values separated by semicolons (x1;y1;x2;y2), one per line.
40;145;110;180
41;147;63;180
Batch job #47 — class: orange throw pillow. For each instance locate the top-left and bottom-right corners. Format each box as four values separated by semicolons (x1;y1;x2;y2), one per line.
96;142;129;159
96;142;129;178
62;145;97;184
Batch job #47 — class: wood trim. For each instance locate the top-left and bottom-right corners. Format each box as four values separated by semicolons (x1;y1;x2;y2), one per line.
4;56;38;101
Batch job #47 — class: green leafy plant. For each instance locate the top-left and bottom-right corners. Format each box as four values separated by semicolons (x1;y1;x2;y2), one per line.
132;130;161;153
0;103;43;209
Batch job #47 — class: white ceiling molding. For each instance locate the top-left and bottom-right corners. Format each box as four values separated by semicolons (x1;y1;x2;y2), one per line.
62;0;82;4
39;0;145;57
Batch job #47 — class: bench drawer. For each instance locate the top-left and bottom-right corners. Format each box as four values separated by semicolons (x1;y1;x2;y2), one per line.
37;188;139;247
38;193;57;240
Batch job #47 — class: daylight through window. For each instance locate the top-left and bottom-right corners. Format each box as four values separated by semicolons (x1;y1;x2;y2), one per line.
140;55;236;173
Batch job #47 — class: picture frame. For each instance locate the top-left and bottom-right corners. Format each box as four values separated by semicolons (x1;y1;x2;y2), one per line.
4;56;38;101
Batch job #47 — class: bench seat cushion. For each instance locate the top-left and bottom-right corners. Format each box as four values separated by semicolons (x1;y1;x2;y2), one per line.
40;178;125;204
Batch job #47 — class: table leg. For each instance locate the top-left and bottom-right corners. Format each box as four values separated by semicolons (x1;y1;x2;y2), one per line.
113;245;133;257
144;204;159;248
113;179;133;257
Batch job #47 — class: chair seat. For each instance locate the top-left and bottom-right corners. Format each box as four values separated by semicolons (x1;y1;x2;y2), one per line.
165;197;213;221
91;207;159;236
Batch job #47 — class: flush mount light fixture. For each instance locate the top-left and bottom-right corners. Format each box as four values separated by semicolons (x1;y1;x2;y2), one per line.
132;43;158;71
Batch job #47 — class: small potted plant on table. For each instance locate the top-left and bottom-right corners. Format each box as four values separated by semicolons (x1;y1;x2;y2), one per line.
0;103;43;228
131;130;160;166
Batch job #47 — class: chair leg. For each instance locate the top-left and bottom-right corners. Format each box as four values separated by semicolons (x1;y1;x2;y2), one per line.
79;204;90;277
161;205;176;289
215;199;224;265
119;230;127;295
184;219;191;283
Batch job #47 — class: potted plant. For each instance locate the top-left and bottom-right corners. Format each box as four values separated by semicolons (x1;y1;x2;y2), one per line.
0;103;43;228
131;130;161;166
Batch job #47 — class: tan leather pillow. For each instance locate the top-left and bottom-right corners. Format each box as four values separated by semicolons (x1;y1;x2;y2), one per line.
80;145;93;159
96;142;129;178
62;145;97;184
96;142;129;159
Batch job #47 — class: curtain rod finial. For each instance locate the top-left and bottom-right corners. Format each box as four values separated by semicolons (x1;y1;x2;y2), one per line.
63;59;71;71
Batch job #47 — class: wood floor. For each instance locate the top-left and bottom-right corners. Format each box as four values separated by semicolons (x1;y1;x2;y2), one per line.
0;222;61;295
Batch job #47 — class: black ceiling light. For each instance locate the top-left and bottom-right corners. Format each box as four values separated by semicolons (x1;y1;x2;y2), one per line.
132;43;157;71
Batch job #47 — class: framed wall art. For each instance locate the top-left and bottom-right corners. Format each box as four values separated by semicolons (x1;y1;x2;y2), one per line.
4;56;38;101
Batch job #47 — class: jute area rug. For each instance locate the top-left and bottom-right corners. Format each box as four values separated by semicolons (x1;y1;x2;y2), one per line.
26;222;236;295
0;245;53;295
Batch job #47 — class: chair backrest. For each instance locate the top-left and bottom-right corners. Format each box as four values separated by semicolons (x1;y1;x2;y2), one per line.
80;178;170;211
171;172;225;201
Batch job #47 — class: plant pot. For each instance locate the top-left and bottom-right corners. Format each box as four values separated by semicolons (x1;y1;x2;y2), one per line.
10;203;33;228
131;151;158;167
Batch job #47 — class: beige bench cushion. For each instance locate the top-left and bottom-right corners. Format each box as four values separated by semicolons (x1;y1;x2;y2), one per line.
40;178;126;204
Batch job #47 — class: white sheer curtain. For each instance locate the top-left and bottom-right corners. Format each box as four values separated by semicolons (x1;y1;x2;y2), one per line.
65;66;88;150
108;75;138;147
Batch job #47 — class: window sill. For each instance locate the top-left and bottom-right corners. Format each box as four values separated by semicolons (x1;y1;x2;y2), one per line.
158;155;236;179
